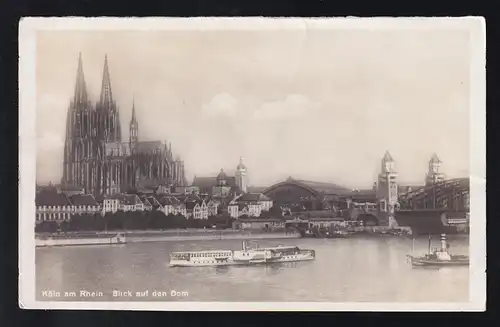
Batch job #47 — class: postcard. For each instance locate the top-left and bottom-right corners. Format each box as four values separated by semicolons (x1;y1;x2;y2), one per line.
19;17;486;311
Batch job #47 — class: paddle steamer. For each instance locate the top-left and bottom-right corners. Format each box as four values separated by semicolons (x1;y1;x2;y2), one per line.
169;240;315;267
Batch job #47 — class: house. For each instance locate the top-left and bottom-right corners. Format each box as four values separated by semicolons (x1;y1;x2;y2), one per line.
154;195;188;217
228;192;273;218
35;187;101;222
186;200;209;219
103;194;144;213
35;188;73;222
143;196;162;211
68;194;100;215
142;198;153;211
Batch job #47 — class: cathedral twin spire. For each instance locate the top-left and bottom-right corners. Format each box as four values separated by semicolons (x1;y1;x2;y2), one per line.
99;55;114;107
73;52;88;105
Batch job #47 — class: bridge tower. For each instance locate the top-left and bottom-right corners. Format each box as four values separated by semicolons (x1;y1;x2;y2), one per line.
376;151;399;227
425;153;445;186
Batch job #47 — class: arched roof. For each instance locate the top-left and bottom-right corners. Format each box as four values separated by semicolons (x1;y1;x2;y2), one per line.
263;177;351;197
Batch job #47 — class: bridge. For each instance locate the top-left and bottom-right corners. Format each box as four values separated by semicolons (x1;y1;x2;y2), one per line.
398;178;470;211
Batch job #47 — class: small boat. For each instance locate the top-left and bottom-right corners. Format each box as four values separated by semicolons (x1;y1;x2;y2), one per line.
169;240;315;267
406;234;469;267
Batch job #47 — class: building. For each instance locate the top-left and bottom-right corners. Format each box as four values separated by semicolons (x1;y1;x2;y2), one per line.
227;192;273;218
35;186;99;222
235;157;248;193
102;194;144;213
425;153;446;186
68;194;100;215
154;194;187;217
61;54;187;197
191;157;248;196
375;151;399;226
262;177;352;212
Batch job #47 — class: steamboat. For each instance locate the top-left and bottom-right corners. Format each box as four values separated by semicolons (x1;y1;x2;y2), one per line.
406;234;469;267
169;240;316;267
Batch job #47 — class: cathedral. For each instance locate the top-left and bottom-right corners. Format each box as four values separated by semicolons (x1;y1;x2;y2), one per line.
61;53;187;197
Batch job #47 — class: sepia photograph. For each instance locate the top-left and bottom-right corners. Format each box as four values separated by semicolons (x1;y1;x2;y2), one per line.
19;17;486;311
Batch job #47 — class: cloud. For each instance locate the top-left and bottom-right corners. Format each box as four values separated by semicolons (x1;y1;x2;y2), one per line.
253;94;317;120
201;93;239;117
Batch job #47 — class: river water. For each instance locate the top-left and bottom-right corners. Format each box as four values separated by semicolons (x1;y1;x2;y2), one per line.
36;236;469;302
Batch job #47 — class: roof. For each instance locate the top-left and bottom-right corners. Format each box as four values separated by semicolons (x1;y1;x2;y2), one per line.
236;157;246;170
107;194;142;205
135;140;164;154
192;176;217;188
69;194;98;206
217;169;228;180
429;153;442;163
382;151;394;162
236;193;272;202
145;196;161;208
35;190;71;206
155;195;179;206
186;202;197;210
58;184;84;191
247;186;267;193
293;179;351;195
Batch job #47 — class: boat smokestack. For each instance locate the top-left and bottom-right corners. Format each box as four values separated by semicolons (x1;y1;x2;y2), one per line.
242;241;247;251
428;234;432;254
440;234;447;251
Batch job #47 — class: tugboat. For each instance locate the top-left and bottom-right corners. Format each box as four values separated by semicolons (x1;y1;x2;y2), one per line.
406;234;469;267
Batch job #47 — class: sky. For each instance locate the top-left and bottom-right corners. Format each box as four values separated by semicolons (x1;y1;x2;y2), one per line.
36;27;471;189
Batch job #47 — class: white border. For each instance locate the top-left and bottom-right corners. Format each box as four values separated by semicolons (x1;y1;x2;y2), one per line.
19;17;486;311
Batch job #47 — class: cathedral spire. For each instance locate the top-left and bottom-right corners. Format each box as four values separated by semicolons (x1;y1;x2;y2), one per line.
73;52;88;104
131;96;137;123
99;54;113;106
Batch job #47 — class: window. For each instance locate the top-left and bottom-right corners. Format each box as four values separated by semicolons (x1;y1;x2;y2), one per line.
380;201;387;212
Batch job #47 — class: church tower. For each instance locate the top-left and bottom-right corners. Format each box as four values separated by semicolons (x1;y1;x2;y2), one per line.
376;151;399;226
61;53;97;193
129;98;139;151
96;55;121;143
235;157;247;193
425;153;445;186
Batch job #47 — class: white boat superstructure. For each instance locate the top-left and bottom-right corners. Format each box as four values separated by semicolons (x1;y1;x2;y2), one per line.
169;241;315;267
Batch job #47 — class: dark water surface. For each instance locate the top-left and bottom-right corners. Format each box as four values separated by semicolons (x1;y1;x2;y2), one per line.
36;236;469;302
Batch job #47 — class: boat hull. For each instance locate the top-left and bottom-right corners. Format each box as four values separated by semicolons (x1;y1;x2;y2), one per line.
406;255;469;267
36;235;126;247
